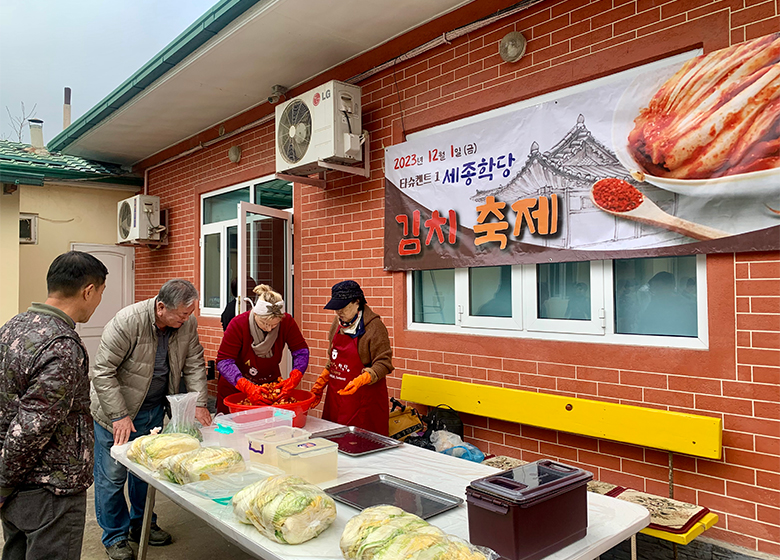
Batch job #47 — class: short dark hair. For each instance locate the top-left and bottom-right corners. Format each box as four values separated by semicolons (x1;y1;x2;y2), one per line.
158;279;198;309
47;251;108;297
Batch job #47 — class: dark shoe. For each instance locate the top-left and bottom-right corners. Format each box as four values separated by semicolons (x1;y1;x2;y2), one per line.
128;522;172;546
105;540;134;560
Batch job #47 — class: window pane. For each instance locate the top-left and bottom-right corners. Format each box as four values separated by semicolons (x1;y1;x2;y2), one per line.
470;266;511;317
413;269;455;324
614;256;697;337
203;188;249;224
254;179;293;210
203;233;221;309
537;262;591;320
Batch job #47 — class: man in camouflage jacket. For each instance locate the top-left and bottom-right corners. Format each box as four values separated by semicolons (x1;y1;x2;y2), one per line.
0;251;107;560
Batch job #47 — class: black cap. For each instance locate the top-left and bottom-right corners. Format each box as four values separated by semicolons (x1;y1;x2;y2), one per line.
324;280;364;310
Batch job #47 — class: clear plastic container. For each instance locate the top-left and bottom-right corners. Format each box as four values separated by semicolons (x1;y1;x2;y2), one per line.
277;438;338;485
247;426;311;467
200;424;251;460
214;407;295;434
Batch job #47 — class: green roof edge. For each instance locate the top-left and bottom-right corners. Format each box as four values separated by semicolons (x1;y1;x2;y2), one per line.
48;0;261;154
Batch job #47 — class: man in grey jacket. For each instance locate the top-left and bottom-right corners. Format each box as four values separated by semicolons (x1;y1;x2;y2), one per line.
90;279;211;560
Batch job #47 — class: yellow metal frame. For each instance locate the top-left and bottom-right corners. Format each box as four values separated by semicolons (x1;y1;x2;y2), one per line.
640;513;719;544
400;375;722;459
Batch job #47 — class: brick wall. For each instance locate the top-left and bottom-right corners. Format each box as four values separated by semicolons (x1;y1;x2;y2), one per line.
140;0;779;553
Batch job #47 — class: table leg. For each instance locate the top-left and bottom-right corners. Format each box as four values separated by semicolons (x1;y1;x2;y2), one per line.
631;534;637;560
137;486;156;560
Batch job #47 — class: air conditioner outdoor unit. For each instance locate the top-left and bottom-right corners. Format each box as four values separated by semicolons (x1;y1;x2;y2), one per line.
275;80;362;176
117;194;161;244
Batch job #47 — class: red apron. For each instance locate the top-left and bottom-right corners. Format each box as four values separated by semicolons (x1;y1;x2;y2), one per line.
323;329;389;436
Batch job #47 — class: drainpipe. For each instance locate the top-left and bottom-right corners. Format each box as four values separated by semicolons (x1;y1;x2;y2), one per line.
63;88;72;130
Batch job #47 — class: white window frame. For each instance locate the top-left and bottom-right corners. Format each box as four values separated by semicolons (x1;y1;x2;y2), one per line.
406;255;708;349
200;175;291;317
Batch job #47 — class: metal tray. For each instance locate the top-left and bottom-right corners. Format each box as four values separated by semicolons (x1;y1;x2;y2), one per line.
311;426;402;456
324;473;463;519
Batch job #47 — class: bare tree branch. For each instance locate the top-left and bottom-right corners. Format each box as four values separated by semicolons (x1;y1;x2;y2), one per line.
5;102;38;142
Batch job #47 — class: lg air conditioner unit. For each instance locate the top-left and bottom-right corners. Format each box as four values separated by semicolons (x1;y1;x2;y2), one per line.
117;194;161;244
275;80;362;176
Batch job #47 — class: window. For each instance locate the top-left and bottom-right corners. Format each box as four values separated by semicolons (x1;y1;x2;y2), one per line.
407;255;707;347
19;213;37;244
200;178;292;315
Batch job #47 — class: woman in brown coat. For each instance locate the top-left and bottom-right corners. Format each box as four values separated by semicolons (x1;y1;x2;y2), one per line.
310;280;393;435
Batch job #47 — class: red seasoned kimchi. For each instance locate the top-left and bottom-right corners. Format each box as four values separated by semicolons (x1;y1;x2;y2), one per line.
628;33;780;180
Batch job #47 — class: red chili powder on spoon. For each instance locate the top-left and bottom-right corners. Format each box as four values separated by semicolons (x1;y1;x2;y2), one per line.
592;178;644;212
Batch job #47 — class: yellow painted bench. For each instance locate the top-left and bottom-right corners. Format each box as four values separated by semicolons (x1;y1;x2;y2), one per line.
400;374;722;550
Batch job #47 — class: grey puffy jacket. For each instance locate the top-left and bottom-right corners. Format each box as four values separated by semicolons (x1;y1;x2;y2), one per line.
90;298;208;431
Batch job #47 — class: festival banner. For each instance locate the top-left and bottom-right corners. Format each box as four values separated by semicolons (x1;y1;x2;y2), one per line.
384;33;780;271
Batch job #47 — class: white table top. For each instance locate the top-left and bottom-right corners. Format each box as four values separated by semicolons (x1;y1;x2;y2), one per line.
111;417;649;560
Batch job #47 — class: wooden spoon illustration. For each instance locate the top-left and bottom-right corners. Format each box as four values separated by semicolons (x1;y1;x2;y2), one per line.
591;178;730;241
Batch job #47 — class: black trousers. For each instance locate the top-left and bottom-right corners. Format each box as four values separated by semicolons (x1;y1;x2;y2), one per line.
1;488;86;560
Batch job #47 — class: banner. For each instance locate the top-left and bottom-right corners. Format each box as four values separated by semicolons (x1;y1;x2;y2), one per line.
384;33;779;271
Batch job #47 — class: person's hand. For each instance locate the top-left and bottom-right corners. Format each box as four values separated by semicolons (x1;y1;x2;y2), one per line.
278;369;303;398
337;370;373;396
195;406;212;427
310;368;330;407
237;377;272;405
112;416;136;446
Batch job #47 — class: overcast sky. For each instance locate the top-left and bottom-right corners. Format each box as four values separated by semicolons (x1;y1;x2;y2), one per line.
0;0;217;144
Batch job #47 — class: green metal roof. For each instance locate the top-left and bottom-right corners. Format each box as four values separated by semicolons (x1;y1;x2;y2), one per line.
47;0;261;154
0;140;142;186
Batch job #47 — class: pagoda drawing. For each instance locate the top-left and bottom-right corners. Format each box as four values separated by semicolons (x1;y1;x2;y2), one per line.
471;114;679;249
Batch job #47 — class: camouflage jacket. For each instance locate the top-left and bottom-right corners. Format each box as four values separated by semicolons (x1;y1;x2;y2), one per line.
0;303;94;498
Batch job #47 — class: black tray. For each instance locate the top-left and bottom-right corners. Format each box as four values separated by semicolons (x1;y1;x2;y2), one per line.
311;426;402;456
324;473;463;519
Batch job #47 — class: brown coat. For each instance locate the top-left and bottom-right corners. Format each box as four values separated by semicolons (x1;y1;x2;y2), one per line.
325;305;393;382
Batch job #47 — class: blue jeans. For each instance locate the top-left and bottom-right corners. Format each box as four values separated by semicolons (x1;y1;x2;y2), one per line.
93;406;165;547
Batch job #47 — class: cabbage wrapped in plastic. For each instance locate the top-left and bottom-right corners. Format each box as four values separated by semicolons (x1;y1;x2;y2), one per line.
127;433;200;471
232;475;336;544
341;505;497;560
157;446;244;484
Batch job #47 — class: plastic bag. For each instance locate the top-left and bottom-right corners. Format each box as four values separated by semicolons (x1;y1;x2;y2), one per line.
232;474;336;544
163;392;202;440
340;505;499;560
157;446;244;484
430;430;485;462
127;433;200;471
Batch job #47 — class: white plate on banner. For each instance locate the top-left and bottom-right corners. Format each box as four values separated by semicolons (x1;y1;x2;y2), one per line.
611;62;780;199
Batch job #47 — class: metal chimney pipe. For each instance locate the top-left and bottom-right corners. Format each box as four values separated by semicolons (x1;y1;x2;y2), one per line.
63;87;72;129
28;118;44;149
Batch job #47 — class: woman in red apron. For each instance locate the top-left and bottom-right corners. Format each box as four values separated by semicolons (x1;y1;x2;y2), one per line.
311;280;392;436
215;285;309;414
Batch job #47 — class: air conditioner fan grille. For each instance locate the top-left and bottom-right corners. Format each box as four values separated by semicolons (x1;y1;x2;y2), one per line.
277;100;312;164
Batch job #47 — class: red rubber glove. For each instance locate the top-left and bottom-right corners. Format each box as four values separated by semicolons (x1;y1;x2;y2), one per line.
310;368;330;407
278;369;303;398
237;377;272;405
337;370;373;396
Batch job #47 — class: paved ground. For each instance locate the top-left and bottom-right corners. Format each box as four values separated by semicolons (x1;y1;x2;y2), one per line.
1;485;254;560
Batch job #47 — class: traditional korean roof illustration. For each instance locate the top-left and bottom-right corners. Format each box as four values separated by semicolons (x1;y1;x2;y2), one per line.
0;139;141;187
471;115;634;203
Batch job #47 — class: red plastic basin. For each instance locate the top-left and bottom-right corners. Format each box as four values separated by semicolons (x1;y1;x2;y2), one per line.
224;389;315;428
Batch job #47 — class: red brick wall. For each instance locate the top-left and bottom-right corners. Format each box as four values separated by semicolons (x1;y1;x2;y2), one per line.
140;0;779;553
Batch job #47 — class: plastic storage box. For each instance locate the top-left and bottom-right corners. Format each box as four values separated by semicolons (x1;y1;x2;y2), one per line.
247;426;311;467
201;407;295;460
277;438;338;484
466;460;592;560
